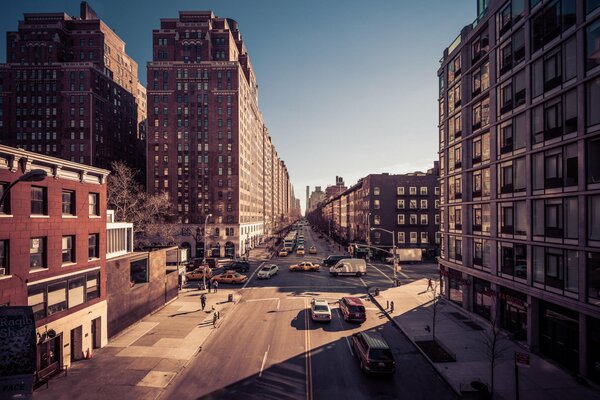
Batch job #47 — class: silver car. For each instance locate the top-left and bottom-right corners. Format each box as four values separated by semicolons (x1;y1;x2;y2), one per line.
311;299;332;322
257;264;278;279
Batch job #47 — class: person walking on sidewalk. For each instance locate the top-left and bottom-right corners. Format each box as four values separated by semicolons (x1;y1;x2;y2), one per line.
213;280;219;293
200;293;206;311
427;278;433;291
207;279;212;293
212;311;218;328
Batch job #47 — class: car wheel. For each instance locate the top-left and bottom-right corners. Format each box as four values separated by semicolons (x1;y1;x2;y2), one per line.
356;272;362;277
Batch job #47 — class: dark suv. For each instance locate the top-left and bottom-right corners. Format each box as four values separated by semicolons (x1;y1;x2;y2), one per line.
339;297;366;323
224;261;250;273
351;332;396;374
323;255;346;267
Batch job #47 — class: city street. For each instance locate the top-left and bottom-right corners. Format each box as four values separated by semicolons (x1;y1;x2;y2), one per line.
161;227;454;400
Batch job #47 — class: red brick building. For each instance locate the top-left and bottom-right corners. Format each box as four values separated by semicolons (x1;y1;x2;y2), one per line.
0;2;146;175
147;11;294;258
0;144;109;381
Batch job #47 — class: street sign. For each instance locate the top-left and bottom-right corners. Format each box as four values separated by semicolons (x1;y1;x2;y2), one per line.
515;351;530;367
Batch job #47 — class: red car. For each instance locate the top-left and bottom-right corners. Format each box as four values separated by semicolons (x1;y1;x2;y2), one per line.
351;331;396;375
339;297;366;323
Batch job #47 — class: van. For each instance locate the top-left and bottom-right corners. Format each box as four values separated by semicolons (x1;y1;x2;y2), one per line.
329;258;367;277
339;296;366;323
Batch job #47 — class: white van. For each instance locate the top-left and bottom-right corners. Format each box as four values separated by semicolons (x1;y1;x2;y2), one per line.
329;258;367;277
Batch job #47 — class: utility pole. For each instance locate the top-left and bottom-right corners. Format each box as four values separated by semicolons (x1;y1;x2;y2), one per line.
366;212;371;262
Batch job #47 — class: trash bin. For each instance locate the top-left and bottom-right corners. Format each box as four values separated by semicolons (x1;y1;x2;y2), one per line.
228;293;233;302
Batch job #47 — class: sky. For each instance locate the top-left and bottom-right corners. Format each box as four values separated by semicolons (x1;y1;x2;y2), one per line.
0;0;475;214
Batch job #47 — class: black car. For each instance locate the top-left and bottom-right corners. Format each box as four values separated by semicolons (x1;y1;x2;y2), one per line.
351;332;396;375
223;261;250;273
323;255;346;267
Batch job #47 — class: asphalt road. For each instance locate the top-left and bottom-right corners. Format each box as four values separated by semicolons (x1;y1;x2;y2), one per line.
161;226;455;400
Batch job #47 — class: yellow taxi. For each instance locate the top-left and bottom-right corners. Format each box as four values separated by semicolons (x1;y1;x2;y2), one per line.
185;266;212;281
309;246;317;254
296;248;305;256
211;271;248;284
278;248;289;257
289;261;320;272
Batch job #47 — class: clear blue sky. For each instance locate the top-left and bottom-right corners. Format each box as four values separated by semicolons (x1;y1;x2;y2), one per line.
1;0;475;213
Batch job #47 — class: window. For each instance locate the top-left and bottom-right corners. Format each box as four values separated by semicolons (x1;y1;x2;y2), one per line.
88;234;99;259
0;182;9;214
410;232;418;244
397;186;405;195
421;232;429;243
420;214;428;225
532;37;577;98
86;272;99;300
472;61;490;96
31;186;47;215
497;0;525;37
532;143;578;189
0;240;8;275
409;187;417;195
130;258;149;284
373;215;381;225
62;190;75;215
589;138;600;184
373;199;380;209
473;239;491;268
373;187;380;195
410;214;418;225
471;31;490;63
398;232;405;243
420;199;428;209
533;197;578;239
499;242;527;279
47;281;67;315
410;199;417;209
589;196;600;241
589;252;600;303
472;98;490;130
420;187;428;195
588;0;600;14
498;28;525;76
531;0;576;53
587;19;600;71
448;55;461;84
499;157;526;193
88;193;99;216
498;70;526;115
62;236;75;264
397;199;405;209
533;246;578;294
588;78;600;127
499;201;527;235
68;277;85;308
30;237;46;269
397;214;405;225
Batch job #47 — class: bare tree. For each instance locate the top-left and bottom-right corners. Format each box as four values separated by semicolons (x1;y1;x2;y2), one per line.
107;161;176;247
428;278;442;344
480;294;509;398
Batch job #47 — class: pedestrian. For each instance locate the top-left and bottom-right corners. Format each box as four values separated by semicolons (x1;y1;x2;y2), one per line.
427;278;433;291
207;279;212;293
212;311;218;328
213;280;219;293
200;293;206;311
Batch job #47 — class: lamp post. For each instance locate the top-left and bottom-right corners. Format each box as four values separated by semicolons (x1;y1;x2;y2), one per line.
0;169;47;209
202;213;212;291
371;227;397;286
366;212;371;262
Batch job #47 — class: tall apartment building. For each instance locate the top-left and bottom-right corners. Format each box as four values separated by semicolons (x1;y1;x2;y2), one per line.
0;2;146;174
147;11;294;258
308;164;440;259
0;144;109;381
438;0;600;381
307;186;326;213
325;176;347;198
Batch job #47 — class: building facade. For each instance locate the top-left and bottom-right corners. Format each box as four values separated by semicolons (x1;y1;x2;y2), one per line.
0;2;146;174
438;0;600;381
147;11;294;258
307;185;326;213
325;176;347;199
0;144;109;381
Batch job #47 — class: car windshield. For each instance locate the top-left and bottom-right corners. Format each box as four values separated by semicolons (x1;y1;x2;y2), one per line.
369;348;393;361
260;267;270;272
234;274;241;278
313;305;329;312
348;305;365;313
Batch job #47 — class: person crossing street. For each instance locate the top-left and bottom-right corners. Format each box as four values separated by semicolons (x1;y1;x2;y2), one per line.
200;293;206;311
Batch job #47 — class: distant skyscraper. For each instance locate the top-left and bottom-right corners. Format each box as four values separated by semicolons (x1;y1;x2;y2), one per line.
306;185;310;216
438;0;600;381
0;2;146;174
147;11;293;258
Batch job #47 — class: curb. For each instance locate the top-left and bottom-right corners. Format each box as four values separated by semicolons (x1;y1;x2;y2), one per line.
368;293;461;398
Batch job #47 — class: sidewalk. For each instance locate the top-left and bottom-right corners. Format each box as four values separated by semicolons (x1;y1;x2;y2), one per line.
34;287;240;400
371;279;600;400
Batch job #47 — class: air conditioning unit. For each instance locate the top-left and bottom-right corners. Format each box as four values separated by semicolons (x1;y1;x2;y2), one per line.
0;268;5;275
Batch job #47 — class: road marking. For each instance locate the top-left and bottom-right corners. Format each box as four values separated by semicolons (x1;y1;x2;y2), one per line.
377;262;410;278
259;345;270;377
304;298;313;400
276;298;280;311
242;261;265;289
368;263;393;282
359;277;367;287
243;297;280;303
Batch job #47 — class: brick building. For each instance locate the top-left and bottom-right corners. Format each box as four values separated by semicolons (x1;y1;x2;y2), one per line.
0;2;146;174
0;144;109;381
146;11;294;258
438;0;600;381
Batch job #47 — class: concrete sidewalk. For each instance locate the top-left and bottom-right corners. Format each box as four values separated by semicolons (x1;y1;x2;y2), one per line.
371;279;600;399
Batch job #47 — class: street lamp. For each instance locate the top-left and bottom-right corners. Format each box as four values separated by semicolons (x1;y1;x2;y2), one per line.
366;212;371;262
0;169;47;210
371;227;398;286
202;213;212;291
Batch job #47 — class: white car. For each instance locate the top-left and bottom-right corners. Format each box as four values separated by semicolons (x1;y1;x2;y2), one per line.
311;299;332;322
257;264;278;279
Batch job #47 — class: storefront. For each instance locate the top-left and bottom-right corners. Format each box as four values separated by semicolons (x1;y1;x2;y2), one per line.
540;301;579;373
499;287;527;341
440;267;464;306
225;242;235;258
473;278;492;320
37;333;62;380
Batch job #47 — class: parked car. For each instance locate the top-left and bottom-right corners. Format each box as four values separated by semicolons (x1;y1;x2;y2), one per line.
296;248;305;256
257;264;278;279
351;331;396;374
339;297;366;323
278;249;289;257
223;261;250;273
212;271;248;284
323;255;347;267
308;246;317;254
310;299;332;322
289;261;320;272
330;259;367;277
185;266;212;280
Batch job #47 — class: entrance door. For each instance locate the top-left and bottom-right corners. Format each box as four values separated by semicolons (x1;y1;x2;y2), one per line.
70;326;83;362
37;335;62;380
91;317;101;349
